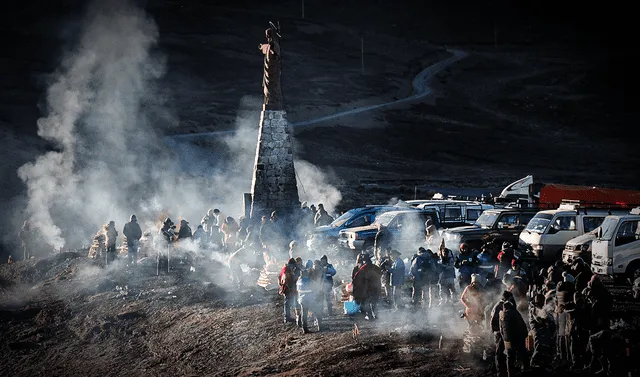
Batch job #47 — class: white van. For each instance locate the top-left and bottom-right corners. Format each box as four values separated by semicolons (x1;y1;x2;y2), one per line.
518;203;624;263
591;208;640;282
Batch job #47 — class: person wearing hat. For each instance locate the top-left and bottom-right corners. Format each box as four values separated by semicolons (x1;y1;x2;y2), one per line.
499;300;529;376
410;247;436;308
490;291;516;377
177;219;192;240
388;250;405;309
319;255;336;316
123;214;142;266
495;242;515;280
528;292;555;368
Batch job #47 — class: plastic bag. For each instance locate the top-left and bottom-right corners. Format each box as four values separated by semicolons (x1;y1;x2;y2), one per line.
344;300;360;315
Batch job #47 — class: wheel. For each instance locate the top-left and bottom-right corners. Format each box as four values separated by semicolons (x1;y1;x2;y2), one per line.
625;260;640;284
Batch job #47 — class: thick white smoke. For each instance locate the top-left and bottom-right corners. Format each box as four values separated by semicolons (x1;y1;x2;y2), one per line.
16;0;343;252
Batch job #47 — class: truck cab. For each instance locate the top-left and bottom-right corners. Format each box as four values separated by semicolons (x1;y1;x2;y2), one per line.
441;207;538;252
518;204;616;263
591;208;640;281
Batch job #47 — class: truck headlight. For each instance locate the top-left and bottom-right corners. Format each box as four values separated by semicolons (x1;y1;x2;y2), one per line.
603;257;613;266
531;244;544;251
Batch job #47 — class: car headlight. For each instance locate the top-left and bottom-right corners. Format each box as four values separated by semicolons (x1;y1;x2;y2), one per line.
531;244;544;251
603;257;613;266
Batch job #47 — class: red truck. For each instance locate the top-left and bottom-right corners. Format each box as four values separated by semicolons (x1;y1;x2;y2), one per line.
498;175;640;208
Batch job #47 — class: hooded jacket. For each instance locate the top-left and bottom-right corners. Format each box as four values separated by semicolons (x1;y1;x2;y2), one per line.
123;216;142;242
499;302;528;343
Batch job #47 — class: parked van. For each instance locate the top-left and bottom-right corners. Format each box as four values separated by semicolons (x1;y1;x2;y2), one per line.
518;203;626;263
591;208;640;282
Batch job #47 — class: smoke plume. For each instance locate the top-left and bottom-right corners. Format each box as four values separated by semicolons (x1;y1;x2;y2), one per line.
16;0;342;252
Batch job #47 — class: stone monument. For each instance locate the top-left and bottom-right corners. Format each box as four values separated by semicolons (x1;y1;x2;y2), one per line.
250;22;300;219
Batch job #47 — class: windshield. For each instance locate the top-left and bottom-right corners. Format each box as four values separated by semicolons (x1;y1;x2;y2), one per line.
525;213;554;233
474;212;498;228
331;209;356;228
373;212;395;227
599;217;620;240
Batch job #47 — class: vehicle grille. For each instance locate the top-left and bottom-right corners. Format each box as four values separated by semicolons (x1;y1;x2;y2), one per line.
565;244;577;251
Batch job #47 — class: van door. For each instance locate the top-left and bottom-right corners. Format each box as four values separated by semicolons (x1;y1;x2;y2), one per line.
545;215;579;254
612;220;640;274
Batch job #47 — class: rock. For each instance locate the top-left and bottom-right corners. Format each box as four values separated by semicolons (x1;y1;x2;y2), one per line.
116;311;143;321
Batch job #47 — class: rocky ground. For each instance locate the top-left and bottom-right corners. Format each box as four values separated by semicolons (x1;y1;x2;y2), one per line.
1;251;639;376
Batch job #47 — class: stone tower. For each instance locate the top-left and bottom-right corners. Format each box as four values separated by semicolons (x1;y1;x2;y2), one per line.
250;23;299;219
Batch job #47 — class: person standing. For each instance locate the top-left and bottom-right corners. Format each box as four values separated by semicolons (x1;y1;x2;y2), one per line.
123;215;142;266
490;291;516;377
499;300;530;377
319;255;337;316
105;221;118;265
278;258;299;324
388;250;405;309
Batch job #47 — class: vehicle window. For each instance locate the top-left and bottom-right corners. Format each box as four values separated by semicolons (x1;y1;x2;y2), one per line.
467;209;482;221
583;217;604;233
331;209;356;228
519;213;535;227
554;216;577;231
615;220;640;247
348;215;368;228
443;206;462;221
388;215;402;228
498;214;519;229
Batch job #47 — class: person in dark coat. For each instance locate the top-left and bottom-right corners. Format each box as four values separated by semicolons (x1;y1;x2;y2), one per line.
565;290;591;370
388;250;405;309
177;219;192;240
495;242;514;280
438;244;457;305
528;293;555;368
364;255;382;320
490;291;516;377
586;275;612;333
499;300;530;377
123;214;143;266
410;247;435;308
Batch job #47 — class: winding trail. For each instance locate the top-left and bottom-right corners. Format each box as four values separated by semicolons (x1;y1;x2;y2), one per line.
171;49;467;139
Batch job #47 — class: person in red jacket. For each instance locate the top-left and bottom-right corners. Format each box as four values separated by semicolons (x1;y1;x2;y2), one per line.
279;258;299;324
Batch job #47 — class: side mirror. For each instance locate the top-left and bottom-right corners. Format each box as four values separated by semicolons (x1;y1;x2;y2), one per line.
497;222;504;229
597;228;603;239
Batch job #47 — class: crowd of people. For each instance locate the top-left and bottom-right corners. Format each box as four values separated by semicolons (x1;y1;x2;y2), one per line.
15;201;634;376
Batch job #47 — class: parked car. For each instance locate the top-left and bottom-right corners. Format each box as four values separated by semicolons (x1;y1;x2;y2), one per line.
338;209;441;255
306;205;412;254
562;227;600;265
441;206;538;253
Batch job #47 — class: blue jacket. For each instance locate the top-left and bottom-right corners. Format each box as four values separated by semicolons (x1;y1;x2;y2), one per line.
297;270;315;305
410;254;434;282
322;263;336;288
389;258;405;287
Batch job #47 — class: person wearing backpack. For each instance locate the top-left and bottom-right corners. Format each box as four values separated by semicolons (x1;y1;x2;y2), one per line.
279;258;299;324
410;247;435;308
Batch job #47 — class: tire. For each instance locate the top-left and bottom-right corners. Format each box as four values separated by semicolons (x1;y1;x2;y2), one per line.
625;261;640;284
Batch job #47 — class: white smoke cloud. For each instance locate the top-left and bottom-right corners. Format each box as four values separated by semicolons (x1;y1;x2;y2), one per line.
294;160;342;214
16;0;343;253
